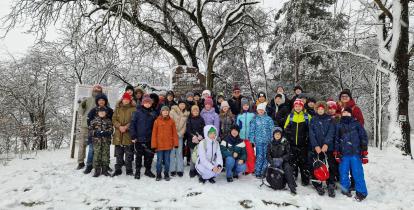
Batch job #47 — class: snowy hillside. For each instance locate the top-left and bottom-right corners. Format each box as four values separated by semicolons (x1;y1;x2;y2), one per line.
1;146;413;210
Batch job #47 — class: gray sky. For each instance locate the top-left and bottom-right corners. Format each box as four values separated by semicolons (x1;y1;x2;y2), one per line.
0;0;285;57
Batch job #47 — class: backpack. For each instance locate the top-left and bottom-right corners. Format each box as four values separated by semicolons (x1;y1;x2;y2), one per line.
191;139;219;164
263;166;286;190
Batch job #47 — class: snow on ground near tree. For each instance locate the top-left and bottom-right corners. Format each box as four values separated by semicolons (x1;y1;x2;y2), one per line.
0;146;413;210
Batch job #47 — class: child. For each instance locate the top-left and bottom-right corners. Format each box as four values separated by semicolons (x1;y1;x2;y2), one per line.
151;106;179;181
185;105;205;177
334;107;368;201
219;101;235;139
284;99;312;186
200;97;220;136
112;93;136;177
236;97;256;174
195;125;223;184
169;100;190;177
220;125;247;182
89;107;113;177
266;127;296;194
249;103;274;178
309;101;336;197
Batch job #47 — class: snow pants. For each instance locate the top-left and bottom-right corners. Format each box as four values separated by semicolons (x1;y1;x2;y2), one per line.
339;155;368;196
255;143;268;176
114;145;133;171
290;146;310;184
134;141;154;170
93;141;110;168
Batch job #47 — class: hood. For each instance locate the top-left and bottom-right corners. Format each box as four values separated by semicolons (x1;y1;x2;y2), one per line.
203;125;218;141
95;93;109;107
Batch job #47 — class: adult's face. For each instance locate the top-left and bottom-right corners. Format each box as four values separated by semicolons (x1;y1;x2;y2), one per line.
277;87;284;94
258;96;266;103
341;94;350;103
167;95;174;101
217;98;224;103
187;96;194;102
194;95;200;101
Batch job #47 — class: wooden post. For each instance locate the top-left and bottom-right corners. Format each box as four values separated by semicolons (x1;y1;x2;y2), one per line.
373;68;378;147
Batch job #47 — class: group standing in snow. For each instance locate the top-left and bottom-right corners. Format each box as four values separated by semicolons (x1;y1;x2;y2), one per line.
76;84;369;202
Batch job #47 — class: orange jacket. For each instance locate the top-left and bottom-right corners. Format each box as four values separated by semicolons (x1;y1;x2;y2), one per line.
151;116;179;151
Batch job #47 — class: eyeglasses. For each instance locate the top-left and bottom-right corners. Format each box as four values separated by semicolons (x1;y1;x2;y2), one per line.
341;95;350;98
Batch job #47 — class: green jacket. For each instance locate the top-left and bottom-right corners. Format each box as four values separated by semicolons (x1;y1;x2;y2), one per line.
112;101;136;145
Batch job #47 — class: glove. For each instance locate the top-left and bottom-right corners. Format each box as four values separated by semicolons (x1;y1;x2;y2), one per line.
94;131;103;137
197;135;203;140
333;151;341;164
272;158;283;168
361;151;368;164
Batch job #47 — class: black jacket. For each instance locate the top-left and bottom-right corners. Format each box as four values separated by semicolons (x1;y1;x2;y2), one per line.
228;96;243;116
266;138;291;163
185;115;205;149
267;100;291;127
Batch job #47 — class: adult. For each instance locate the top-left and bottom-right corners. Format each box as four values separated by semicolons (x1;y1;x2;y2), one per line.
275;86;290;106
228;85;244;115
267;94;291;128
76;84;103;170
134;86;145;105
336;89;364;126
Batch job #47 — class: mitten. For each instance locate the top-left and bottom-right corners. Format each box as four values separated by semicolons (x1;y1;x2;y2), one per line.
333;151;341;164
361;151;368;164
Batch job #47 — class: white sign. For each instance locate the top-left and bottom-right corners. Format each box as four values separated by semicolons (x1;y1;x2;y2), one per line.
399;115;407;122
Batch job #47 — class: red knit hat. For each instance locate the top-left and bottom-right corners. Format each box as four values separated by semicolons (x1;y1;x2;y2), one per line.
121;92;132;101
141;94;153;105
293;99;304;108
233;85;241;92
326;99;337;110
204;97;214;106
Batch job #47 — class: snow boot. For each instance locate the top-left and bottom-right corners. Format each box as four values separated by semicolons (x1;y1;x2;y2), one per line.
102;166;111;176
328;184;336;198
189;170;197;178
144;169;156;178
227;177;233;183
355;192;366;202
164;172;171;181
76;162;85;170
315;186;325;196
83;165;93;174
170;171;177;177
341;191;352;198
93;167;101;177
233;174;239;179
108;166;113;172
177;172;183;177
156;173;162;181
290;187;297;195
134;170;141;180
126;169;134;176
199;177;206;184
208;178;216;184
111;169;122;177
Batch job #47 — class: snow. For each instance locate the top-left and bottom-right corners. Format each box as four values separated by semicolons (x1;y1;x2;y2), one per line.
1;146;413;210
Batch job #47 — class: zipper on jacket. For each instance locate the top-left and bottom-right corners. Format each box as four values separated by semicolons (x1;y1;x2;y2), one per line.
295;113;298;145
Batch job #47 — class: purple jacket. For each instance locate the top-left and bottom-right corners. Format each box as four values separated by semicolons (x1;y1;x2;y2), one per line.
200;108;220;136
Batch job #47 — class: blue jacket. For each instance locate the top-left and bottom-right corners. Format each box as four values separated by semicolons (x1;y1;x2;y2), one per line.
309;114;335;151
236;111;255;140
129;106;157;142
248;114;274;145
335;116;368;156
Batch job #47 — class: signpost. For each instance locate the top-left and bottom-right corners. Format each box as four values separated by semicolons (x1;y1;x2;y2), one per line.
171;66;206;99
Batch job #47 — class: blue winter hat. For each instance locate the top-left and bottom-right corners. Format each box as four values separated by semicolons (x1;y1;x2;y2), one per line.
273;127;283;136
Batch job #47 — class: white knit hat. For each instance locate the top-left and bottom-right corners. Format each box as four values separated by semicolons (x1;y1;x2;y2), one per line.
221;101;230;110
257;103;267;111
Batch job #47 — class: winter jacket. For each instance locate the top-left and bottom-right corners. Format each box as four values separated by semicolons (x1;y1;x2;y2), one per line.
200;108;220;136
248;114;274;145
129;106;157;143
336;99;365;127
309;114;335;151
228;96;244;115
89;116;113;144
185;115;205;149
151;116;179;151
266;137;291;163
163;99;177;109
267;100;291;127
169;105;190;137
87;94;113;127
219;112;235;138
305;104;316;117
220;135;247;161
112;101;136;145
335;116;368;156
284;111;312;148
236;111;255;140
185;100;195;112
79;96;97;128
196;125;223;169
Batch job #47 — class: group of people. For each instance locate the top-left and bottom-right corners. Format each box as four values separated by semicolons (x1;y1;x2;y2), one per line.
76;84;369;202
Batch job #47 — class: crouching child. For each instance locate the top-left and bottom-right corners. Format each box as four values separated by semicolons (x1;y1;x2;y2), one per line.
151;106;179;181
195;125;223;184
220;125;247;182
89;107;113;177
266;127;296;194
334;107;368;201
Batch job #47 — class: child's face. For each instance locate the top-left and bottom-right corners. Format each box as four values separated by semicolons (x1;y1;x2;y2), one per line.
222;106;229;112
328;108;336;115
191;109;199;116
308;102;315;108
277;87;284;94
98;111;107;118
194;95;200;101
97;99;106;107
317;107;325;115
126;89;134;96
274;132;282;140
257;109;265;115
122;99;131;105
231;129;239;137
167;95;174;101
187;96;193;101
242;104;249;111
178;103;186;110
342;112;352;117
218;98;224;103
205;104;212;110
143;102;152;108
258;96;266;103
295;89;302;95
208;132;216;139
274;97;282;104
162;110;169;117
135;92;142;99
294;105;302;112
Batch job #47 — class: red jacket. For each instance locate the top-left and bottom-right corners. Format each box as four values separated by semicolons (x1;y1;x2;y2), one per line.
336;99;364;127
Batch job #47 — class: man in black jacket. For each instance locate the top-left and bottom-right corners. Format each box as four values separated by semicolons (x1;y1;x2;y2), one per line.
267;94;291;127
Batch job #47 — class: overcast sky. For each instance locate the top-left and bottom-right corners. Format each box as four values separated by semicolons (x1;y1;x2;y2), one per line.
0;0;285;57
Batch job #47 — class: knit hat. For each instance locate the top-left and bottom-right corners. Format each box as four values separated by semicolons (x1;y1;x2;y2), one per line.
204;97;214;106
241;98;249;107
141;94;153;105
134;86;145;94
273;127;283;135
161;106;170;112
315;101;328;112
293;99;304;107
220;101;230;109
159;91;167;97
186;92;194;98
233;85;241;92
208;126;217;135
342;107;353;115
293;85;303;92
257;103;267;111
121;92;132;101
202;90;211;97
125;85;134;92
191;105;200;113
258;92;266;99
326;99;337;110
339;89;352;100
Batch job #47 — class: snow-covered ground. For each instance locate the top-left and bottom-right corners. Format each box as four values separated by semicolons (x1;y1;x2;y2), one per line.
0;146;413;210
